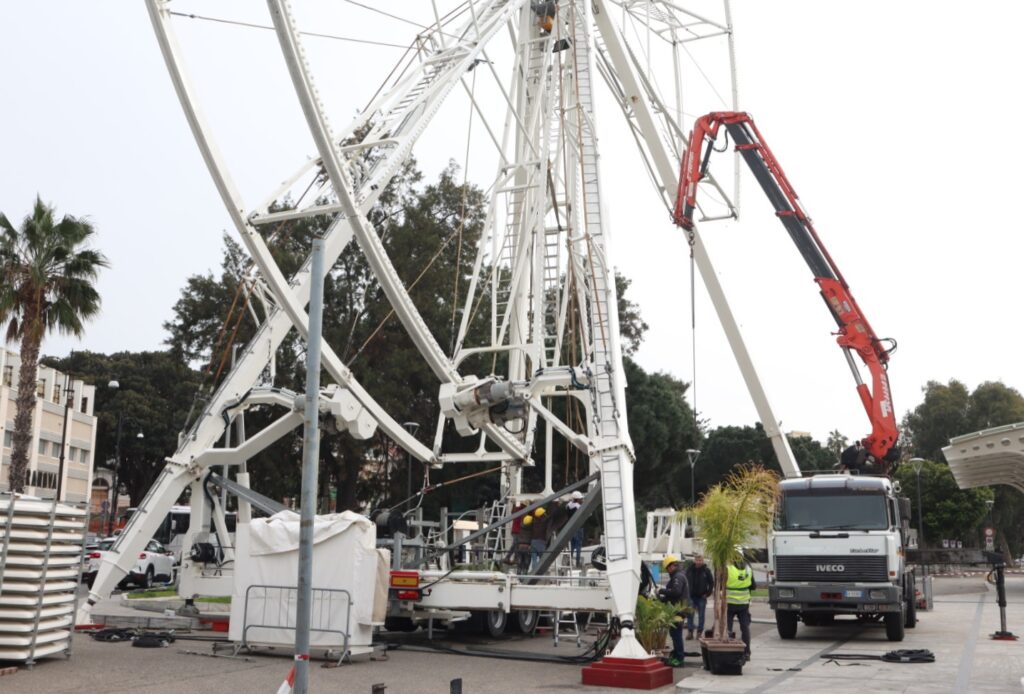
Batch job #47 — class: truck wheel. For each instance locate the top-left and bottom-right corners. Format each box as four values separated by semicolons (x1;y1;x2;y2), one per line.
776;610;798;639
484;610;508;638
513;609;539;635
904;594;917;629
884;611;905;641
384;617;418;632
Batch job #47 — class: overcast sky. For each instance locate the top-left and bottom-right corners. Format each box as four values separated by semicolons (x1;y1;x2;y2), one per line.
2;1;1022;450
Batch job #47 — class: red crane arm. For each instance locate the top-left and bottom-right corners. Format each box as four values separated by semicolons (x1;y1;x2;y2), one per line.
673;111;899;468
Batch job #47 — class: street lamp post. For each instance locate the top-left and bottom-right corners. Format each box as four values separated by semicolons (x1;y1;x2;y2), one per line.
107;379;123;536
55;374;74;501
985;498;996;550
909;458;925;549
403;422;420;502
686;449;701;506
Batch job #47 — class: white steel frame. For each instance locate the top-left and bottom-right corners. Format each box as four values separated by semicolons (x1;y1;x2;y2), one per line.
83;0;801;656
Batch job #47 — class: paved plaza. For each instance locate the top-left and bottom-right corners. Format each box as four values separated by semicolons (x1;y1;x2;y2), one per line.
0;576;1020;693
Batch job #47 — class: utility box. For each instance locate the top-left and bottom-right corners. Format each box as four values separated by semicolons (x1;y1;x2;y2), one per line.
229;511;389;659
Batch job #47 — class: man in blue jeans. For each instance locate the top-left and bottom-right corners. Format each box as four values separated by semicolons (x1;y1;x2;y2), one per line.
657;555;689;667
685;554;714;639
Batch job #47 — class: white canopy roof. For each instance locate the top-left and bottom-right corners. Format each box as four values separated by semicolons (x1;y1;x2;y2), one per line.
942;422;1024;493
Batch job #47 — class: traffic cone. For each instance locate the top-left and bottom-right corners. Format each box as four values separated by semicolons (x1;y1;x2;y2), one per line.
276;665;296;694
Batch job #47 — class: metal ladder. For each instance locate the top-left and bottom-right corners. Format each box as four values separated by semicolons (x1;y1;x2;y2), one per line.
568;5;631;565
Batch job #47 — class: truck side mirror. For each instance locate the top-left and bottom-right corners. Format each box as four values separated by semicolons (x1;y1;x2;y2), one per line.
898;497;912;521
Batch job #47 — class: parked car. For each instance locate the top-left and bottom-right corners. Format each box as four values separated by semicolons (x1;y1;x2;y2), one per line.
82;538;177;589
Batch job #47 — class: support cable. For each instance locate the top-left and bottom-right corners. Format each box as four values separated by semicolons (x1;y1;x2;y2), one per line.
168;11;409;49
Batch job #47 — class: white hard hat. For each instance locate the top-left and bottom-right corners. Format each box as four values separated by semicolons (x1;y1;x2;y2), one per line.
571;491;584;500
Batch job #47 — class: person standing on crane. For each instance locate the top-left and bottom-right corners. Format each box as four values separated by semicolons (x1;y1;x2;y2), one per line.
726;558;756;661
657;555;690;668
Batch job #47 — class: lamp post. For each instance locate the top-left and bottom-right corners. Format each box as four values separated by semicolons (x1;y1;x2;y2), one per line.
985;498;996;551
55;373;74;501
107;379;122;536
403;421;420;502
909;458;925;549
686;449;701;506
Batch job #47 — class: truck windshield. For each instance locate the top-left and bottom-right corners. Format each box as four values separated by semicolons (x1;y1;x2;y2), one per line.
776;492;889;531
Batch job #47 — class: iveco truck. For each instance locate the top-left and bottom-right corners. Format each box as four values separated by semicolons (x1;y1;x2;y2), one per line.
767;475;917;641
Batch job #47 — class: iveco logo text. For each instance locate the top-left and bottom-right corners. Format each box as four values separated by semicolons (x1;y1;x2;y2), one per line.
816;564;845;572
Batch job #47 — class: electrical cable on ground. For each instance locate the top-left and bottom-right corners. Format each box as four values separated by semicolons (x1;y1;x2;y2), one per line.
821;649;935;664
379;627;611;665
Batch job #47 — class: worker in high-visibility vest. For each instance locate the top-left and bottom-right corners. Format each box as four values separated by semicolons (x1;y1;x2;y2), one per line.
726;560;757;660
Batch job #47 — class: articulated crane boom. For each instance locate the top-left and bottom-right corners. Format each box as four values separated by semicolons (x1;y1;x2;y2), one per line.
674;112;900;470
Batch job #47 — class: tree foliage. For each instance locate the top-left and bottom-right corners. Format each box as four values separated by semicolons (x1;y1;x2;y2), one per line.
901;379;1024;554
893;459;993;547
623;357;699;508
41;351;202;505
0;197;108;492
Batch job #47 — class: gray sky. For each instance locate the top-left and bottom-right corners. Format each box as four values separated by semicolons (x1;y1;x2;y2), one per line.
2;1;1022;448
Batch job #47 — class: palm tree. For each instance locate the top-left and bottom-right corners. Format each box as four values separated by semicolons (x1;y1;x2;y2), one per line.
0;197;108;493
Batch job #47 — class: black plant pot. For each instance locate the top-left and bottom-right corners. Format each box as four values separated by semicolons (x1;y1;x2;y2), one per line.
699;637;745;675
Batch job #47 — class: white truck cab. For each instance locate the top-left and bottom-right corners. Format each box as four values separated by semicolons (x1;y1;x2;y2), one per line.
768;474;917;642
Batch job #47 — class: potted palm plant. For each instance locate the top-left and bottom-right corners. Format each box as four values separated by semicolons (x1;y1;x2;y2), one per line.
685;466;778;675
634;594;691;655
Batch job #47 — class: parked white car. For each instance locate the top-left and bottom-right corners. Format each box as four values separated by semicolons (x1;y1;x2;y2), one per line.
82;538;177;589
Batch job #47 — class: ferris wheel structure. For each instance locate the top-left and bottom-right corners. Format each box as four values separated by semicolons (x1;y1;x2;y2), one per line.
82;0;800;657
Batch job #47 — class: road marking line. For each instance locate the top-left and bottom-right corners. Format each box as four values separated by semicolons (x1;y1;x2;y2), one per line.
954;593;986;694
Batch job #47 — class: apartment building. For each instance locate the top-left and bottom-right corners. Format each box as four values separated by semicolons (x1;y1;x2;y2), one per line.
0;349;97;502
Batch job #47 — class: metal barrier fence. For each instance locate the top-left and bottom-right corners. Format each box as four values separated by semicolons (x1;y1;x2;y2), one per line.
237;584;352;665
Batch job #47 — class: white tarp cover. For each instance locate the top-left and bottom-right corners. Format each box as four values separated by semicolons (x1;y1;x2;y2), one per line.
229;511;382;651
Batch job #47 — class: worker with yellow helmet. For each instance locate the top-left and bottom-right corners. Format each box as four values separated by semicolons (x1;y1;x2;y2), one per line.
528;506;551;572
657;555;689;668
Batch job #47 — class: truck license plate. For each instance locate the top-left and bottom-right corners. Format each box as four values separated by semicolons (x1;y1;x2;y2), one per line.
845;590;863;598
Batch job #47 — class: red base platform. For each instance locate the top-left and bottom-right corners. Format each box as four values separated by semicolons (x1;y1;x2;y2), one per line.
581;656;674;690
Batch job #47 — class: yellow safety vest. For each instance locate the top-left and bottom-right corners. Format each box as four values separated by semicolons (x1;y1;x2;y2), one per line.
726;565;753;606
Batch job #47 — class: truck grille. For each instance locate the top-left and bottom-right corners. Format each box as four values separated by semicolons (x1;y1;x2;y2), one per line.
775;555;887;582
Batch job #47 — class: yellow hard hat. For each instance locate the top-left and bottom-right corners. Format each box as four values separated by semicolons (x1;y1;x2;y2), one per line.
534;507;546;517
661;555;680;572
523;515;534;526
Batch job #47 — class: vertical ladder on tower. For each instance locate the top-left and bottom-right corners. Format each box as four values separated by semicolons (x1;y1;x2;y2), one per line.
569;4;631;564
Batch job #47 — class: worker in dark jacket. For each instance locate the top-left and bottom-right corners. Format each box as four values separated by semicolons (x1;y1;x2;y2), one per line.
684;554;714;638
657;555;689;667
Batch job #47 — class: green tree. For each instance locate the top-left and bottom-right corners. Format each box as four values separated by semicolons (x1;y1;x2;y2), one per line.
893;459;993;547
901;379;971;461
0;197;108;492
163;161;661;514
623;357;700;508
616;273;648;356
825;429;847;461
902;379;1024;555
42;351;203;505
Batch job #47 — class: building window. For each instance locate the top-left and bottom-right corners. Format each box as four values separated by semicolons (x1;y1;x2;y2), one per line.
81;449;90;465
2;365;12;387
52;384;61;403
3;431;11;448
38;439;47;455
29;470;56;489
36;380;45;397
81;396;89;413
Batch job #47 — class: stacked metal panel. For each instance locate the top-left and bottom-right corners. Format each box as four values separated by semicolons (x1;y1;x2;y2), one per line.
0;494;88;665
